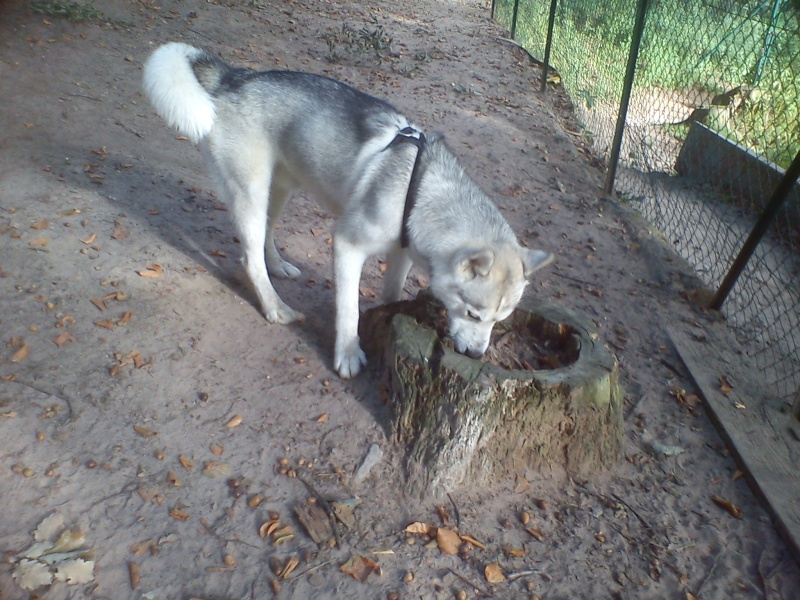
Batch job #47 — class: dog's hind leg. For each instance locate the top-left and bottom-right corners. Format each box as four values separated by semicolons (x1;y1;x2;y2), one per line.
213;154;302;325
381;246;412;303
264;181;301;279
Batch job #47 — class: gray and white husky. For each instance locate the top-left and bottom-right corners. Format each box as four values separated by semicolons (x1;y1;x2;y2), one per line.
143;42;552;378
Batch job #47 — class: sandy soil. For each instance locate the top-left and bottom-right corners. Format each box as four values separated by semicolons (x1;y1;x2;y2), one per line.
1;0;799;598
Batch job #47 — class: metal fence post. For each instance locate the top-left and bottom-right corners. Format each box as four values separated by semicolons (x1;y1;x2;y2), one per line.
511;0;520;39
540;0;559;92
710;150;800;310
603;0;650;195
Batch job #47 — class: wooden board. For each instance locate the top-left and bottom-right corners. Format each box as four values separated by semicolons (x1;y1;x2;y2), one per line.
668;324;800;562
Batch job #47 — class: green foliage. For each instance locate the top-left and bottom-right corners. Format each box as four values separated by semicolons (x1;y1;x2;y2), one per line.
494;0;799;169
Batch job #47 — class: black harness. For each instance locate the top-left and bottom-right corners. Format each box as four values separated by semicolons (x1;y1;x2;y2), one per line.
384;126;427;248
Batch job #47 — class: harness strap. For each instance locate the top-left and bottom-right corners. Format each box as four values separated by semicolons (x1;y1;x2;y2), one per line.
385;127;427;249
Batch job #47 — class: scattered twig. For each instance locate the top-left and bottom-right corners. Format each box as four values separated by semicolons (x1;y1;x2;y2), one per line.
448;568;494;598
286;558;338;582
447;493;461;529
507;569;541;582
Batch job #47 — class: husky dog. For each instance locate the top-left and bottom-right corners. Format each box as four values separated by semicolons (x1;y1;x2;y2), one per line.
143;42;552;378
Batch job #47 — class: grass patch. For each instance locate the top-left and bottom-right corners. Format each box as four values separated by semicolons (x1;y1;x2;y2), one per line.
31;0;108;22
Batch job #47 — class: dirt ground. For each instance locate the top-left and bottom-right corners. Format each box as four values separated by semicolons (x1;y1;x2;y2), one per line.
1;0;799;598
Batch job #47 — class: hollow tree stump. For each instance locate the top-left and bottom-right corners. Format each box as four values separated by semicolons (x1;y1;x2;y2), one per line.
360;291;624;500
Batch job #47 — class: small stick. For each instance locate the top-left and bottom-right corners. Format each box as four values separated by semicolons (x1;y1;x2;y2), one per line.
448;568;494;598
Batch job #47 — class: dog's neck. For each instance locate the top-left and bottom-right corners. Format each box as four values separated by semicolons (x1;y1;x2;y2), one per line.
384;127;427;248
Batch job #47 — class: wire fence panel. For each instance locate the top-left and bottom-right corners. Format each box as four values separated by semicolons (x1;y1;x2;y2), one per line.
495;0;800;402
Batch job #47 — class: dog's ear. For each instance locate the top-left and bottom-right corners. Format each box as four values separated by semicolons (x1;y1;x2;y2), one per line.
455;248;495;279
521;248;553;278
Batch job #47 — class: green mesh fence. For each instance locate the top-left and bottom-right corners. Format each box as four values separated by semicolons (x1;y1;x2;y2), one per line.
495;0;800;402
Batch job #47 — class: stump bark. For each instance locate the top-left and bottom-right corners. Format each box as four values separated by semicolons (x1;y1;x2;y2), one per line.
360;292;624;500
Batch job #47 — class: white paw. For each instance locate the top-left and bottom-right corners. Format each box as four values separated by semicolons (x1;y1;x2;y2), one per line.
265;301;304;325
268;260;301;280
334;341;367;379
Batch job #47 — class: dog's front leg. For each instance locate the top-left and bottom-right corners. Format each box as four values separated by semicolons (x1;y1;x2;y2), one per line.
333;237;368;378
382;246;413;303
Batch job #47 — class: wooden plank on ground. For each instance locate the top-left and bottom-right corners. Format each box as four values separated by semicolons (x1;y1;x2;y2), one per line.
668;324;800;562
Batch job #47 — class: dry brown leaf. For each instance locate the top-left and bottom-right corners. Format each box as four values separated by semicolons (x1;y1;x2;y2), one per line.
94;319;116;330
210;249;227;257
32;220;49;230
112;221;128;240
719;375;734;397
460;534;486;550
436;528;461;555
133;425;157;438
525;528;545;542
259;519;281;539
279;555;300;579
167;472;181;487
117;311;133;326
52;332;75;347
710;494;742;519
224;415;243;428
502;544;526;558
178;454;193;470
128;562;140;590
10;341;30;363
209;443;224;456
484;562;505;584
202;461;229;478
404;521;433;536
130;539;157;557
169;507;190;522
316;413;329;423
136;264;163;278
340;555;380;583
90;297;107;311
29;237;50;247
81;233;97;245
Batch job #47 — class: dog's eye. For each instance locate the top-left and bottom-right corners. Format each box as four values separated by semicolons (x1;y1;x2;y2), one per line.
467;310;481;322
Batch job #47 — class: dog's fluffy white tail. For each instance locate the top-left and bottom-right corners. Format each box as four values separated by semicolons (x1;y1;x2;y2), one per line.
143;42;216;143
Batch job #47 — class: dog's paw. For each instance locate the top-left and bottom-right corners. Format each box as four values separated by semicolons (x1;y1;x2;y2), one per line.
268;260;301;280
334;343;367;379
265;302;304;324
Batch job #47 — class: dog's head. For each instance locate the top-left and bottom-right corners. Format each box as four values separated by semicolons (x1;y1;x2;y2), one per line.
430;244;553;359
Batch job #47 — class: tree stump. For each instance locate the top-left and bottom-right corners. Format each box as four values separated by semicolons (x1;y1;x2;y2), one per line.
360;291;624;500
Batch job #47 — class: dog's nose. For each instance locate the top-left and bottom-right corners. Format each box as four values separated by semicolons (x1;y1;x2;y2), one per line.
465;348;484;360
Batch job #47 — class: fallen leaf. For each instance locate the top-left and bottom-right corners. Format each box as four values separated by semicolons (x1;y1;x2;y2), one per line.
710;495;742;519
259;519;281;539
224;415;243;428
90;298;107;311
502;544;526;557
117;311;133;326
169;507;190;522
133;425;157;438
178;454;193;470
34;514;65;542
10;341;30;363
49;527;86;553
31;220;49;230
13;559;53;590
210;249;227;257
340;554;380;582
279;555;300;579
81;233;97;245
525;528;545;542
436;528;461;555
316;413;329;423
94;319;116;330
202;461;229;478
52;332;76;347
29;237;50;247
404;522;433;536
484;562;505;584
128;561;140;589
129;539;157;556
209;443;224;456
167;472;181;487
719;375;734;397
136;264;163;278
54;559;94;584
460;534;486;550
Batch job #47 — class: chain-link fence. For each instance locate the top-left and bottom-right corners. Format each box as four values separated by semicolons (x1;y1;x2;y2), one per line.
493;0;800;402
